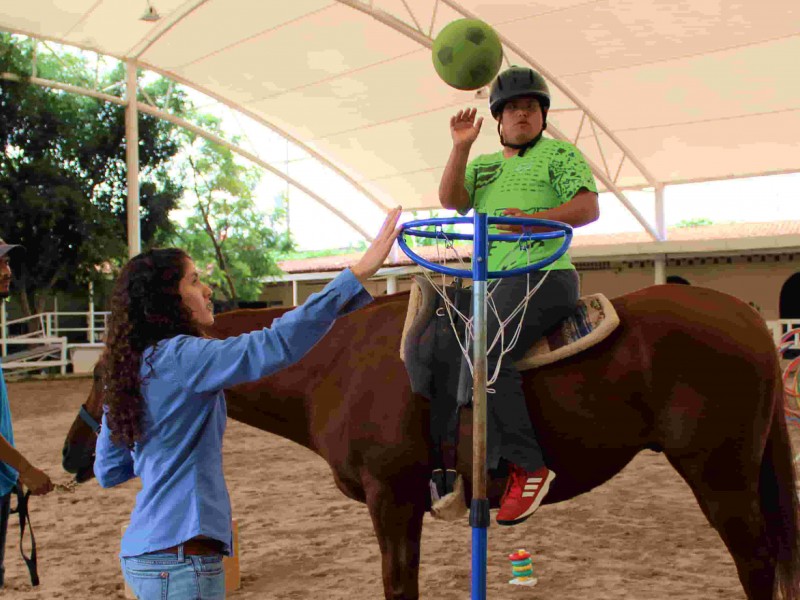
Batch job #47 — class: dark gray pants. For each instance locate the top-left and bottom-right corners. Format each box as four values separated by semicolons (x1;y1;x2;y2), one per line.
0;487;11;587
460;269;579;472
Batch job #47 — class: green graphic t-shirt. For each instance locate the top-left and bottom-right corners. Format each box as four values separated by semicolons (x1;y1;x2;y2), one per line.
463;138;597;273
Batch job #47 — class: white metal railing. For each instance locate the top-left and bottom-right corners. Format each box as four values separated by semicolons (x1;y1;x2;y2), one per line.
0;307;109;357
0;304;109;374
767;319;800;350
0;311;793;372
0;337;69;374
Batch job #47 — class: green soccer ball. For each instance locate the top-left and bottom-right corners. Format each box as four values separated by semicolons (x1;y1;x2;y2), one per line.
432;19;503;91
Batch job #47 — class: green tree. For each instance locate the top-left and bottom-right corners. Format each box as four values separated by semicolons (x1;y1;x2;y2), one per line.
0;34;183;314
171;120;293;304
409;210;459;247
675;218;713;228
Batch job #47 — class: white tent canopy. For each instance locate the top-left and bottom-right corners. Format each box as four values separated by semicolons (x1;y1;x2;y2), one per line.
2;0;798;245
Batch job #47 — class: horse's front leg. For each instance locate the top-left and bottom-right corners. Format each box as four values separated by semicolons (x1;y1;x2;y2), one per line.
364;473;427;600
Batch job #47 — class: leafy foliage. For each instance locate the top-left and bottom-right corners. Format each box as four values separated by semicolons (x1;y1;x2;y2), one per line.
675;218;713;228
408;210;465;247
169;117;293;303
1;34;297;312
0;34;182;313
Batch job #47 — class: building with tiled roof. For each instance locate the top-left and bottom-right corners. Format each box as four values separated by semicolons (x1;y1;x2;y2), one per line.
276;220;800;274
260;221;800;326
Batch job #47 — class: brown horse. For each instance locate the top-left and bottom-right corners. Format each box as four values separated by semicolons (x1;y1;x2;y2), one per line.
62;284;799;600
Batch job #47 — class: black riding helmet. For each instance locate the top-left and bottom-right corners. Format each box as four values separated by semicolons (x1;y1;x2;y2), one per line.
489;66;551;118
490;66;550;153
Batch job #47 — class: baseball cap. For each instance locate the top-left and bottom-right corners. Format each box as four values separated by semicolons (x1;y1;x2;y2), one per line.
0;238;23;258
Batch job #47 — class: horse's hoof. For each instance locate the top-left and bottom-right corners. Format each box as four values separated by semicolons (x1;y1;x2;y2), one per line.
430;474;467;521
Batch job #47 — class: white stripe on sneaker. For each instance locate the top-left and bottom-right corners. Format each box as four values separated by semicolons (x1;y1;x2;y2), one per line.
517;472;555;518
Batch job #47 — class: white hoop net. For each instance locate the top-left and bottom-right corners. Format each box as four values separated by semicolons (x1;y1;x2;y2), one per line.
413;225;550;391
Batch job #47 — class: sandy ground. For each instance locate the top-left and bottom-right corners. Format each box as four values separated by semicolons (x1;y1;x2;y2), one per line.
1;377;798;599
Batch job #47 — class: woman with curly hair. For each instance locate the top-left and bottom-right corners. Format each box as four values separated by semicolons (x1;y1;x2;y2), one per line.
95;208;402;600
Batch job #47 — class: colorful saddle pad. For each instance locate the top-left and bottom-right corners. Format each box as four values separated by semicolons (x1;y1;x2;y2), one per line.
401;278;620;370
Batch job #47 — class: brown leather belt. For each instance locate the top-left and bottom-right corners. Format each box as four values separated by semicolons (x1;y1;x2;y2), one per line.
150;538;225;556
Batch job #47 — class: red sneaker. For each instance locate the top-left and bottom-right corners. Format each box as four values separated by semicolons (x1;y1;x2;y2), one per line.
496;465;556;526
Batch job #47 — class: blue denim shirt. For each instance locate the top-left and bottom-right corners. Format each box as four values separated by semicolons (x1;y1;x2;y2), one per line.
95;269;372;557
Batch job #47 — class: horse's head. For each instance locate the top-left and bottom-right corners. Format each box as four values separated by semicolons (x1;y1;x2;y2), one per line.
62;364;103;483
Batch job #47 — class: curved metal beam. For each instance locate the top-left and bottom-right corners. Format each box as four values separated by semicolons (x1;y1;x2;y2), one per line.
337;0;434;47
135;103;374;241
0;70;374;242
133;63;391;218
1;71;123;104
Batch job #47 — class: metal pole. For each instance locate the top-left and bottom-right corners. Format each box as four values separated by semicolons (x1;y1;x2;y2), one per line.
654;184;667;284
285;139;290;234
386;274;398;295
654;255;667;285
88;280;95;343
470;211;489;600
655;183;666;240
125;61;141;257
60;336;67;375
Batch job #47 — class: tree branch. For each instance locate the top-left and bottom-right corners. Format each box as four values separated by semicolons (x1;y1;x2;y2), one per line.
187;155;238;303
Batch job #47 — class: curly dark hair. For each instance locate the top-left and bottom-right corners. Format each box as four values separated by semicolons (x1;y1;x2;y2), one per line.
100;248;202;447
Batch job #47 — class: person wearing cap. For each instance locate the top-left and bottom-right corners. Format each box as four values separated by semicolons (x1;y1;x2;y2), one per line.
0;238;55;586
438;66;599;526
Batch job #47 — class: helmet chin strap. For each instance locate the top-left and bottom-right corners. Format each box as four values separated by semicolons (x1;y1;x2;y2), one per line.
498;124;543;157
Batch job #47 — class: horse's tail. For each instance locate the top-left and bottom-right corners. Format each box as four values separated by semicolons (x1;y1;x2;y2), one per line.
761;374;800;600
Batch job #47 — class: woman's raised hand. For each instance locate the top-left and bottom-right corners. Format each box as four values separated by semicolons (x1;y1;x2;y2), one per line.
351;207;403;284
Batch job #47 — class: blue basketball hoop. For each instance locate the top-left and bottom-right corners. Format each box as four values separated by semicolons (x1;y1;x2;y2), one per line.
398;215;572;279
399;212;572;600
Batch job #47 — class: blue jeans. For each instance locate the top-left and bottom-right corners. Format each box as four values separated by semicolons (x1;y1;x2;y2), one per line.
121;547;225;600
